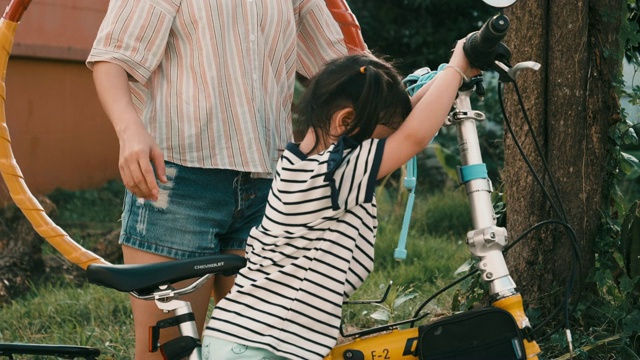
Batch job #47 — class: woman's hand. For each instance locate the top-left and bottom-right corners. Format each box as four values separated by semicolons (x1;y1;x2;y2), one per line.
92;61;167;201
116;121;166;201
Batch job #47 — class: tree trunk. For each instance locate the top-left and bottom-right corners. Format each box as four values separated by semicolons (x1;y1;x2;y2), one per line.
502;0;623;323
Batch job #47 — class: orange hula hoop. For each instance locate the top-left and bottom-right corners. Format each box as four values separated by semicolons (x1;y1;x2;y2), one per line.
0;0;108;269
324;0;367;53
0;0;366;271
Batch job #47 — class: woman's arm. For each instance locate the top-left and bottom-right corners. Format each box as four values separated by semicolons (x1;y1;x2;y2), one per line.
93;61;166;201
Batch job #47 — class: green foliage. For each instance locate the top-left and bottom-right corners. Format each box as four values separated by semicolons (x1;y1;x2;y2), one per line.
1;183;475;357
621;201;640;278
431;143;460;181
0;283;132;359
343;187;473;331
47;180;124;225
41;180;125;257
362;285;419;326
347;0;497;76
411;187;473;239
0;181;129;357
4;1;640;358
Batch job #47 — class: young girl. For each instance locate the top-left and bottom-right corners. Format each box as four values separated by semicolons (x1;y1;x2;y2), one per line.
202;40;479;360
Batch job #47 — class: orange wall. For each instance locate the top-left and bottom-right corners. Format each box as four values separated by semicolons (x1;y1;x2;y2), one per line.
7;0;109;61
0;0;119;204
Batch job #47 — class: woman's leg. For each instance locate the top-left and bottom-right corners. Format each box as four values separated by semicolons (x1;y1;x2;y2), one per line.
123;245;215;360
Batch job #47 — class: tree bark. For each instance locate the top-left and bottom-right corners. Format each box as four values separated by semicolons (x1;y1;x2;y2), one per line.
502;0;623;323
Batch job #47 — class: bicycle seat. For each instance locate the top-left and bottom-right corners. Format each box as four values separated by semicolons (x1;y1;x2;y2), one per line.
86;254;246;295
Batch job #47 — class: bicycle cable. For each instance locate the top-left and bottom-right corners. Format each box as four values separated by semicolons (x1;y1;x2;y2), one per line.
498;79;584;347
499;82;568;221
403;72;583;349
409;218;576;329
503;219;581;343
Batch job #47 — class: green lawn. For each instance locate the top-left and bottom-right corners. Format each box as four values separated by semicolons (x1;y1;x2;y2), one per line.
0;181;475;359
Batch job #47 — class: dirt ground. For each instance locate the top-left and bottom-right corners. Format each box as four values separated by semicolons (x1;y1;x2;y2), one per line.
0;196;121;303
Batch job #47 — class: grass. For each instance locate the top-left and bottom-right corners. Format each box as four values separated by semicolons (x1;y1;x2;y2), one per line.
0;284;132;359
44;180;124;253
0;181;476;359
344;186;473;331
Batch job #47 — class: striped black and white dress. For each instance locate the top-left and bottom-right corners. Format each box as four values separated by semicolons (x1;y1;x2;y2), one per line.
204;136;385;359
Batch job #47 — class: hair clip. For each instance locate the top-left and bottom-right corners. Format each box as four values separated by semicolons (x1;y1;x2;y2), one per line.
360;66;366;74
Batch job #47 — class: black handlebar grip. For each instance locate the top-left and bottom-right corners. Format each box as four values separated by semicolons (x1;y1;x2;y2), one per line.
463;14;510;70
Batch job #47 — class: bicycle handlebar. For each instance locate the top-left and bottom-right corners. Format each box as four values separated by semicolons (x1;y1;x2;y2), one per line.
463;14;510;70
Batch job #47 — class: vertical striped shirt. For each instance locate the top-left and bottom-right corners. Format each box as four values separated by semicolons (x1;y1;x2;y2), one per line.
204;137;385;359
87;0;349;176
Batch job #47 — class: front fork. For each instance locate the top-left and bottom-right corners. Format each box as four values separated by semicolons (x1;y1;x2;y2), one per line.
452;90;540;358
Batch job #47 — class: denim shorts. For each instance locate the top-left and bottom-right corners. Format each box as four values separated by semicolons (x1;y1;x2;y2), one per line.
202;336;288;360
119;162;272;259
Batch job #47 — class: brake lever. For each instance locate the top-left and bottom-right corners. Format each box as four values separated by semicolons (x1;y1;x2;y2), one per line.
494;60;542;83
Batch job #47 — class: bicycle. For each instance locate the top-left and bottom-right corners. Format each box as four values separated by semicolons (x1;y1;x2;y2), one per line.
326;4;547;360
0;0;578;358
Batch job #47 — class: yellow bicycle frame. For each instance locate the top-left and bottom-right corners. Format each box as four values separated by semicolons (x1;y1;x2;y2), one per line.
326;328;420;360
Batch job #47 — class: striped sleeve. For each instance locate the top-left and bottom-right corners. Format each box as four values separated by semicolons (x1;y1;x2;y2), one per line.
86;0;180;83
295;0;348;78
334;138;385;210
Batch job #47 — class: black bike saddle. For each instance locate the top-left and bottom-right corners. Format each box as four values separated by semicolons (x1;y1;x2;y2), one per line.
86;254;246;296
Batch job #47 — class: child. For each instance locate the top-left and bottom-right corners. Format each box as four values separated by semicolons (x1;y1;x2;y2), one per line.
202;40;479;360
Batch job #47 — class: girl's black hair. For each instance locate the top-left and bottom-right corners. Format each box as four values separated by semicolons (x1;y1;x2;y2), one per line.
295;54;412;154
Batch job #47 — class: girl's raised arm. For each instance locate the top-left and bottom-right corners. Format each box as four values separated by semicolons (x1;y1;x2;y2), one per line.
377;40;479;179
